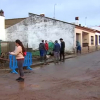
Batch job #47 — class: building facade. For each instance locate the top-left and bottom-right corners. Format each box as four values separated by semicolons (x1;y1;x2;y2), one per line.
6;13;75;52
0;15;5;41
75;25;96;47
91;26;100;46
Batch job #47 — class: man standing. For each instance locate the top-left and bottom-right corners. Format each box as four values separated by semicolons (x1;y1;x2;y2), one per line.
39;40;47;64
45;40;49;55
53;40;60;63
76;41;81;54
59;38;65;61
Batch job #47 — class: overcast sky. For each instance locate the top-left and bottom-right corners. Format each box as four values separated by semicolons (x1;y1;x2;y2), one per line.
0;0;100;26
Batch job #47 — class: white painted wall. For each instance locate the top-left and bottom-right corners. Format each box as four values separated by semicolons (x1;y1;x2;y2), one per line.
0;16;5;40
6;22;28;47
6;14;75;52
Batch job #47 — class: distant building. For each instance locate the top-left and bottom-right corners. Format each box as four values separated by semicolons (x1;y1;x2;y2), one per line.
91;26;100;31
91;26;100;46
75;25;100;49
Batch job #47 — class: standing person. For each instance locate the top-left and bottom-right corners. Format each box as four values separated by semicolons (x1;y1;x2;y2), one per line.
39;40;47;64
53;40;60;63
9;40;26;82
76;41;81;54
60;38;65;62
45;40;49;55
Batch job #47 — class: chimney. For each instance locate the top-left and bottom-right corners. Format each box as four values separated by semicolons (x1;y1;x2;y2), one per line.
0;9;4;16
75;17;79;25
40;14;45;17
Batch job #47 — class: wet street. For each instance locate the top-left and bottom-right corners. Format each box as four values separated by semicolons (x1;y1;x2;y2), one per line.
0;51;100;100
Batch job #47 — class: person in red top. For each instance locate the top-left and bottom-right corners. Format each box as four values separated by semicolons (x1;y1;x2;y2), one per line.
45;40;49;54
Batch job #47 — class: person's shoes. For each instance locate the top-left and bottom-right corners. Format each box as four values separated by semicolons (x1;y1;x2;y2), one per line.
16;77;21;81
18;78;24;82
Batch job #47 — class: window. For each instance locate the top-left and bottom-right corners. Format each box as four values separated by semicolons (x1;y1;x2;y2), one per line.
91;36;94;45
99;36;100;44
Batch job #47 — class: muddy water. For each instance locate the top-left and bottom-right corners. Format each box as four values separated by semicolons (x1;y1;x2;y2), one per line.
0;51;100;100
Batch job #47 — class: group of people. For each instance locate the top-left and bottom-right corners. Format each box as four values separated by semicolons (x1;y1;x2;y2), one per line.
39;38;65;64
8;38;65;82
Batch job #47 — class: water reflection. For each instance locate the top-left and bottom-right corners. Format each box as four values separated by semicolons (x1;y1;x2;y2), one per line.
19;82;25;90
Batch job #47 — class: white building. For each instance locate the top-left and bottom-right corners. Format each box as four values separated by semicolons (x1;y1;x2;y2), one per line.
0;10;5;41
6;13;75;52
91;26;100;46
91;26;100;31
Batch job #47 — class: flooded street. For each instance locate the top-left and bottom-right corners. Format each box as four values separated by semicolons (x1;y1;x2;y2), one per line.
0;51;100;100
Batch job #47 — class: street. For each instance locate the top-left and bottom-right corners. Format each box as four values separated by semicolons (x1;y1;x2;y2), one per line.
0;51;100;100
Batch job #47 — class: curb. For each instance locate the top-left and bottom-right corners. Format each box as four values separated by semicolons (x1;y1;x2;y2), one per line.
77;50;100;56
31;55;77;67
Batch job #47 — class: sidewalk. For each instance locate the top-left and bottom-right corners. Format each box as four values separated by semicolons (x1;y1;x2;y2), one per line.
32;54;76;66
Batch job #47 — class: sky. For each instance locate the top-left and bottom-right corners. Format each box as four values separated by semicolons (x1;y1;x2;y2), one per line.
0;0;100;27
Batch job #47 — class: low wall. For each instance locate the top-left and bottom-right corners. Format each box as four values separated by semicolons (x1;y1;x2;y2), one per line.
81;46;100;53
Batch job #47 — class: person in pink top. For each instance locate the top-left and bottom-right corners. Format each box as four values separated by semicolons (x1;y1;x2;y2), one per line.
9;40;25;82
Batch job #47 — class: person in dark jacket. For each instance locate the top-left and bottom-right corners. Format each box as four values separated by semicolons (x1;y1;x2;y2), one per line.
53;40;60;63
59;38;65;61
39;40;47;63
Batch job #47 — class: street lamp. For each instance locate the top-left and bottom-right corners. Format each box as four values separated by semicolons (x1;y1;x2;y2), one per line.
54;4;57;19
85;17;87;27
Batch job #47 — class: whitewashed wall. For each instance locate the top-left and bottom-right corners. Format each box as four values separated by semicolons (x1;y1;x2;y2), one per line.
0;16;5;40
6;14;75;52
6;20;28;47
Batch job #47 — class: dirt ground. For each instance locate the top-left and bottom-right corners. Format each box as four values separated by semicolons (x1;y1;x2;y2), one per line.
0;51;100;100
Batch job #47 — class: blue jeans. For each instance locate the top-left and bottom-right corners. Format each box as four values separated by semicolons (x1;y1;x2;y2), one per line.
40;50;47;63
40;50;44;57
77;46;81;53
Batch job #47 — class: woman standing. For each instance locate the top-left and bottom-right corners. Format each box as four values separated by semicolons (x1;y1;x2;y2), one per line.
9;40;25;82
